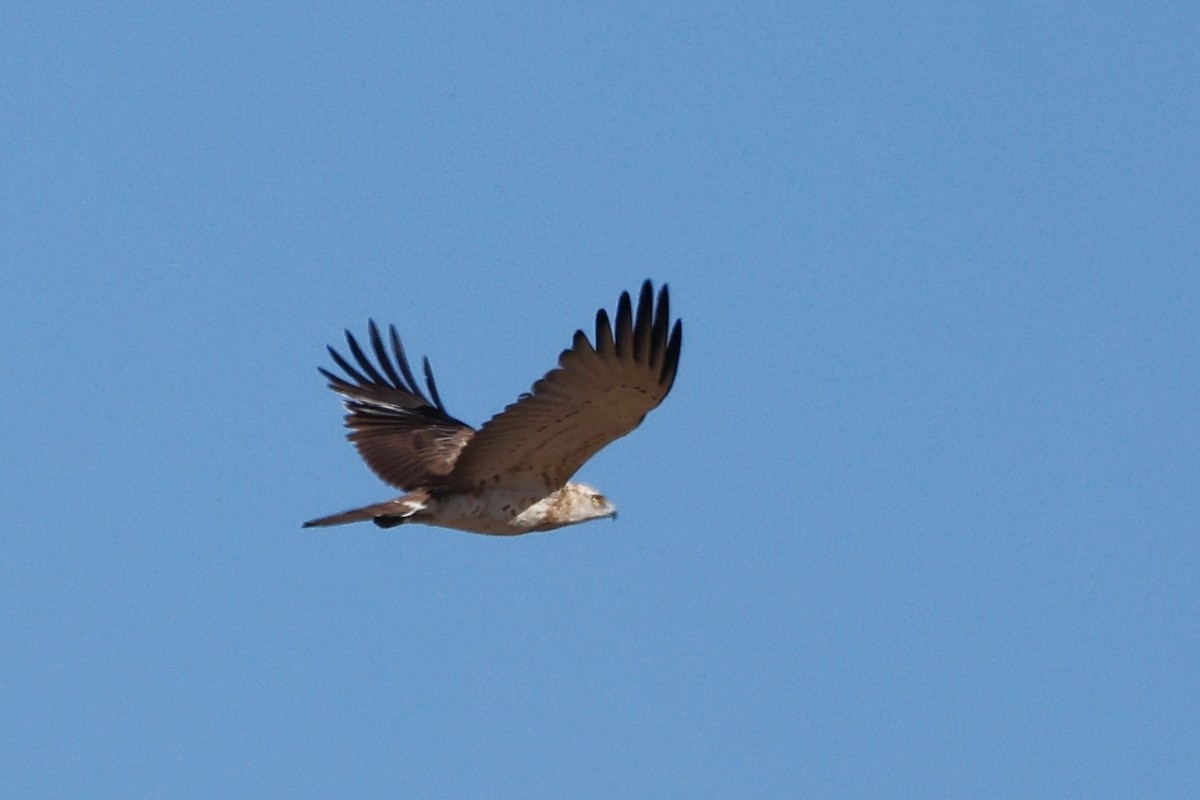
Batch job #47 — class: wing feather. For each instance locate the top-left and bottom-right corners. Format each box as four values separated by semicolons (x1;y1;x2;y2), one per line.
318;321;474;489
447;281;682;491
632;281;653;361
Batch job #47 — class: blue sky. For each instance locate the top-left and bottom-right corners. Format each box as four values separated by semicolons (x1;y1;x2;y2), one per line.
3;3;1198;797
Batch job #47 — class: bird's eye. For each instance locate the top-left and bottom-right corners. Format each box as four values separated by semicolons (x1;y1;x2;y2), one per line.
590;494;606;507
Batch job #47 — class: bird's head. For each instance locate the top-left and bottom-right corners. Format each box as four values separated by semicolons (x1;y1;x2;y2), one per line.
555;482;618;527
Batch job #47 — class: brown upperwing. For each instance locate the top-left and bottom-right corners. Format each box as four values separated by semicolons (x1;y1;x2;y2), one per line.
319;320;475;489
446;281;682;492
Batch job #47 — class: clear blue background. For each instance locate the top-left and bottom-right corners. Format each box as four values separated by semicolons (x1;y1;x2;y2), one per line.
4;3;1197;797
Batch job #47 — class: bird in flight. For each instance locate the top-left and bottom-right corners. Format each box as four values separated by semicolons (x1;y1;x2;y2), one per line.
303;280;682;535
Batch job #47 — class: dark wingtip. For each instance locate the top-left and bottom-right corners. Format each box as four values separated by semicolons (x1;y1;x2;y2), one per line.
369;320;405;388
345;328;388;385
326;343;369;386
649;283;670;364
660;319;682;392
595;308;615;355
423;356;447;411
388;324;423;397
632;281;654;361
320;320;448;405
613;290;634;358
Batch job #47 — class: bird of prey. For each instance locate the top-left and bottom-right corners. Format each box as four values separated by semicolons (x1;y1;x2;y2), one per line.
303;280;682;535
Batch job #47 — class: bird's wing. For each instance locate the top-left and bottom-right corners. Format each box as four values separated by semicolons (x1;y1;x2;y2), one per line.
319;320;475;489
447;281;681;491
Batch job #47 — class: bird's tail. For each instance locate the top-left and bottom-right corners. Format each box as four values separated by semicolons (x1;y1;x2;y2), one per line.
302;492;429;529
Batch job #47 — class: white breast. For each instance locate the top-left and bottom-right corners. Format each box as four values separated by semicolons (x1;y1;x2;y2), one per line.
424;490;552;536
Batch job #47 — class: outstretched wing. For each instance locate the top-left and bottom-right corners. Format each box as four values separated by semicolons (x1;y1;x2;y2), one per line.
319;320;475;489
447;281;682;492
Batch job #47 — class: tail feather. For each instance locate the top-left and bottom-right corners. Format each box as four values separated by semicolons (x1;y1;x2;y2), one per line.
302;492;429;529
